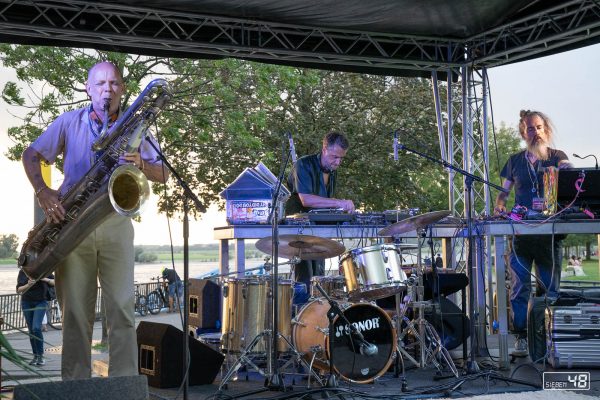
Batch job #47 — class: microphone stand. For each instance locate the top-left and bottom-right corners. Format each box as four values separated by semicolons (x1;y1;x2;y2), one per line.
397;143;506;373
145;137;206;400
314;283;374;388
265;142;293;391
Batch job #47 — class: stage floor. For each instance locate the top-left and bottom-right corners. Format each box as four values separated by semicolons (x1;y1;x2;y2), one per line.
3;311;599;399
147;336;600;399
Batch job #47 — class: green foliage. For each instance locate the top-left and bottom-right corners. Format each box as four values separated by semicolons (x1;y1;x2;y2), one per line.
1;81;24;105
138;252;158;263
1;45;521;218
0;234;19;258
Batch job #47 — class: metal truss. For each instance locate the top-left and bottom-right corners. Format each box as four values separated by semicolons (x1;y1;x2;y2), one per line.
435;67;491;219
0;0;599;74
0;0;463;74
467;0;600;67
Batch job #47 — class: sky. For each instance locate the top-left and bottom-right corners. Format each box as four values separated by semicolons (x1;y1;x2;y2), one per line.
1;44;599;246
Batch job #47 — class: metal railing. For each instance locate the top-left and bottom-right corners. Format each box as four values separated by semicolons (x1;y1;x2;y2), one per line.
1;281;160;333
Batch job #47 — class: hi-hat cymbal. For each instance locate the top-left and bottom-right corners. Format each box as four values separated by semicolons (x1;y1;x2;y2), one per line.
378;210;451;236
256;234;346;260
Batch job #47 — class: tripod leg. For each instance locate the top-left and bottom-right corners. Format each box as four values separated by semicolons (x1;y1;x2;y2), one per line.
218;331;268;390
424;321;459;377
276;333;324;386
397;317;419;367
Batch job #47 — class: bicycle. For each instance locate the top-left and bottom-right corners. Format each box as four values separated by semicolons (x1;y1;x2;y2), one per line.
147;276;168;315
46;298;62;330
135;284;148;316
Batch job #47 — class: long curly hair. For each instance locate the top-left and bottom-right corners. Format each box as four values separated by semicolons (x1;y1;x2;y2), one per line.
518;109;555;144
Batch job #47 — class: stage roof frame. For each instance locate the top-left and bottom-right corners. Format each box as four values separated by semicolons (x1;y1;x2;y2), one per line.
0;1;599;76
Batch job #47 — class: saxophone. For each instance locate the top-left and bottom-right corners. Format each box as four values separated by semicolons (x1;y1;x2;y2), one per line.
18;79;172;280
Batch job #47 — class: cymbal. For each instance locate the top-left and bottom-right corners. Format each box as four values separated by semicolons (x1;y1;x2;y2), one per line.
378;210;451;236
256;234;346;260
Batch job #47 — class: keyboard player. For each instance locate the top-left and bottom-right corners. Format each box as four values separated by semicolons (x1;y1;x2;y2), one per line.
285;131;355;290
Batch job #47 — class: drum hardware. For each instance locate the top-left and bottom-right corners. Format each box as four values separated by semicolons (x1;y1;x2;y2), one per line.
218;328;323;390
218;276;322;390
390;222;459;379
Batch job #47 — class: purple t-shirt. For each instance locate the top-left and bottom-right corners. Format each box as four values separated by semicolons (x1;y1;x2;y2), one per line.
32;107;162;196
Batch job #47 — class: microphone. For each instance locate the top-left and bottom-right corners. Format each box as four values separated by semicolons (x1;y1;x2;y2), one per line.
573;153;598;170
359;341;378;356
393;130;398;161
287;132;297;163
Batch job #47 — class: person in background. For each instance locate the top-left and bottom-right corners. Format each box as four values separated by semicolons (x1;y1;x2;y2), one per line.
435;254;444;269
162;267;183;313
21;61;170;379
16;270;55;366
494;109;571;357
285;131;354;291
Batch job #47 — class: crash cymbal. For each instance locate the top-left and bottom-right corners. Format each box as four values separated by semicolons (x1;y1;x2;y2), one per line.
256;234;346;260
378;210;451;236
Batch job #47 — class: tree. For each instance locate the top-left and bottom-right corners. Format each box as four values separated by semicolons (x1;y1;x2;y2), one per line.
2;45;451;218
0;234;19;258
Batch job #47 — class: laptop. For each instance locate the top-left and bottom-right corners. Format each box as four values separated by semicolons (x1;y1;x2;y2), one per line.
556;168;600;215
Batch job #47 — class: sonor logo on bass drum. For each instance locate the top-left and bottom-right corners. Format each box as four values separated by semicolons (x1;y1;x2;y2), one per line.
335;317;381;338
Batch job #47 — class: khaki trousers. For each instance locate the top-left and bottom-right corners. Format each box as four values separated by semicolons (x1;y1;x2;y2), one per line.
55;214;137;380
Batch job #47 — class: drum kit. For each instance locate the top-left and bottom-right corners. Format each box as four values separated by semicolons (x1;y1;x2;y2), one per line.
216;210;458;389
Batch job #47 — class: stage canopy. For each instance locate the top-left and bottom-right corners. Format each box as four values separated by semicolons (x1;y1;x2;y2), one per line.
1;0;599;76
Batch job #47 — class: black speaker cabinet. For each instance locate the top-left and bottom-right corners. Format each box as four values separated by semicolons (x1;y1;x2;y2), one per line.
136;321;224;388
188;278;220;329
424;296;470;351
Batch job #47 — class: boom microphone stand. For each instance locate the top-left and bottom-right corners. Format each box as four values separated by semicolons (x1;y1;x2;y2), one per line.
396;142;506;373
145;137;206;400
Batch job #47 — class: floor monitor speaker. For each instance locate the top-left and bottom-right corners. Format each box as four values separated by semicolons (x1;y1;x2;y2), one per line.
136;321;224;388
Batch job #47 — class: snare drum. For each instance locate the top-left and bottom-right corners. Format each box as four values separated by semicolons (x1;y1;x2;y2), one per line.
292;299;396;383
221;277;293;353
310;275;346;298
340;244;408;300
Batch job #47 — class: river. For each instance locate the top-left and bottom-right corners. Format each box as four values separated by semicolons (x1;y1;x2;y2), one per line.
0;259;267;295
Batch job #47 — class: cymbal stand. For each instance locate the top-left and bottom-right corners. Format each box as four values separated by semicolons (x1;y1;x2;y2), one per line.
395;228;458;377
396;143;508;373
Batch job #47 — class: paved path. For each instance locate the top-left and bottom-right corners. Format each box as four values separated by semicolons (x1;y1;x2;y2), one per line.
2;308;184;386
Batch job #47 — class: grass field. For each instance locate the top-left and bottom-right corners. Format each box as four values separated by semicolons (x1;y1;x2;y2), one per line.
562;258;600;281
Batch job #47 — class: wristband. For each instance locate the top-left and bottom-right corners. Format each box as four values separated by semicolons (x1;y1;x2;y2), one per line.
140;159;145;171
34;186;47;197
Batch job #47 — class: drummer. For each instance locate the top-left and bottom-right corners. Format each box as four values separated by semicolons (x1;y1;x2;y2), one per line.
285;131;355;291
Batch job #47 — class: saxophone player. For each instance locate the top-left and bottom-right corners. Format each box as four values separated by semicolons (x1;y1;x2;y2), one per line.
22;61;169;380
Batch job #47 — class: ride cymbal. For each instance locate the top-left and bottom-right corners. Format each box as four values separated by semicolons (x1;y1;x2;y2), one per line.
256;234;346;260
378;210;451;236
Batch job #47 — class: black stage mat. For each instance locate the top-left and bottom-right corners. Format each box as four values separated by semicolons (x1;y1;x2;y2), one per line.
147;335;600;399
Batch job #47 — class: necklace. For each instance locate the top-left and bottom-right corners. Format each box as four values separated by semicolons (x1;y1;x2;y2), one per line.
525;151;539;195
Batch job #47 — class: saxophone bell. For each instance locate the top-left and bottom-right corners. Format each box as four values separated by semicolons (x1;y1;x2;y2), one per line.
108;164;150;217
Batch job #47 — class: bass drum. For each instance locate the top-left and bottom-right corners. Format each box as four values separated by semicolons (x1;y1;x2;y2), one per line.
292;299;396;383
